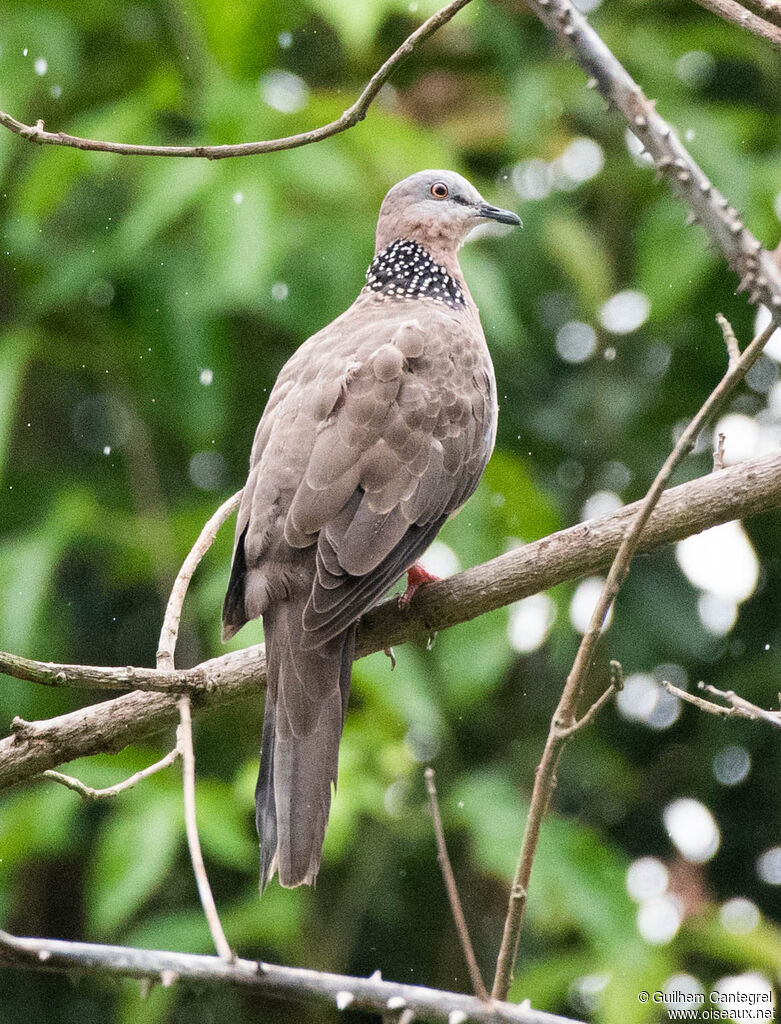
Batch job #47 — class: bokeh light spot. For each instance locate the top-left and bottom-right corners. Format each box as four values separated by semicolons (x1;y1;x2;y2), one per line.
663;797;720;863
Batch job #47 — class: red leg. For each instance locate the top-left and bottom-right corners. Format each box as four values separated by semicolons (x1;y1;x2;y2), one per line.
397;562;440;608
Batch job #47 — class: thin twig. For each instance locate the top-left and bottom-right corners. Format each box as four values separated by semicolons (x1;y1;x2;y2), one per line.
176;696;234;960
689;0;781;48
661;680;738;718
157;490;242;671
555;683;617;739
491;315;779;1001
0;0;472;161
424;767;490;1003
713;432;726;471
0;930;584;1024
154;493;241;963
42;748;180;799
4;450;781;791
716;313;741;369
662;678;781;727
698;682;781;727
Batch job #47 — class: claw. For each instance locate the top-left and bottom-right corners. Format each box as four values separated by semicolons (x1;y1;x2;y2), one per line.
397;562;440;609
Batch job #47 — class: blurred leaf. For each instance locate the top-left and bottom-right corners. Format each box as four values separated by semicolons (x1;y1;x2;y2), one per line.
635;198;718;320
87;790;183;937
544;213;614;313
0;332;33;483
0;783;78;869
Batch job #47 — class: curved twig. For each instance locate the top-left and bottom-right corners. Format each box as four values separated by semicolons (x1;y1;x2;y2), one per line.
425;767;489;1003
155;493;240;962
41;748;180;799
157;491;242;671
0;0;472;160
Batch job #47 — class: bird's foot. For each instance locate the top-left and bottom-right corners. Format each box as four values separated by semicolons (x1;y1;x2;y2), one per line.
383;646;397;670
397;563;440;609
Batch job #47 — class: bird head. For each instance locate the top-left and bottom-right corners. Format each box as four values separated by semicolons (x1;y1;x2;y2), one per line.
374;170;521;261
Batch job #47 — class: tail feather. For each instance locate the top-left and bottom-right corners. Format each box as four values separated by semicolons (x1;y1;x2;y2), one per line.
255;598;356;891
256;695;279;892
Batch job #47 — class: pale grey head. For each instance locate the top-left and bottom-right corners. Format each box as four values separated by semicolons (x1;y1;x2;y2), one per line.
366;170;521;307
374;169;521;257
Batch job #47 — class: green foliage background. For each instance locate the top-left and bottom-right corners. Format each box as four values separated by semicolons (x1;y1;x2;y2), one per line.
1;1;781;1021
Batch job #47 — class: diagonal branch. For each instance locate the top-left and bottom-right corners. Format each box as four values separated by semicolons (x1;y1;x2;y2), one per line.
491;316;778;1000
3;449;781;791
0;930;583;1024
0;0;472;160
425;767;489;1002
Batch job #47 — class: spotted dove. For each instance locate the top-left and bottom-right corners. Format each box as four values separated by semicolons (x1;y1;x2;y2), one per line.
222;170;521;890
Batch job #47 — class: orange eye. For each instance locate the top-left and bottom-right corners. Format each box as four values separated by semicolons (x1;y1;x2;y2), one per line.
430;182;449;199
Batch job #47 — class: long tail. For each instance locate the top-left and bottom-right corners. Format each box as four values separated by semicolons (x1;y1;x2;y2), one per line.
256;598;356;891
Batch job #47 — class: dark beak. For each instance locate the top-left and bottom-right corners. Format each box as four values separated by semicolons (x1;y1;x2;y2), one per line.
477;203;523;227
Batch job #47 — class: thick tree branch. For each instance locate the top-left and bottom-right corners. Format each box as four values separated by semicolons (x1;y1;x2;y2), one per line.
0;931;582;1024
508;0;781;317
2;450;781;790
0;0;472;160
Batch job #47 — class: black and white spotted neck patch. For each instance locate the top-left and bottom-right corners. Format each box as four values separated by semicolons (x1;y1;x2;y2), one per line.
364;239;466;308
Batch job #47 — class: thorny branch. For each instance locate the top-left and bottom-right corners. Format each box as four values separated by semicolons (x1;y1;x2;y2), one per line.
508;0;781;321
3;451;781;792
0;0;473;160
491;314;779;1000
